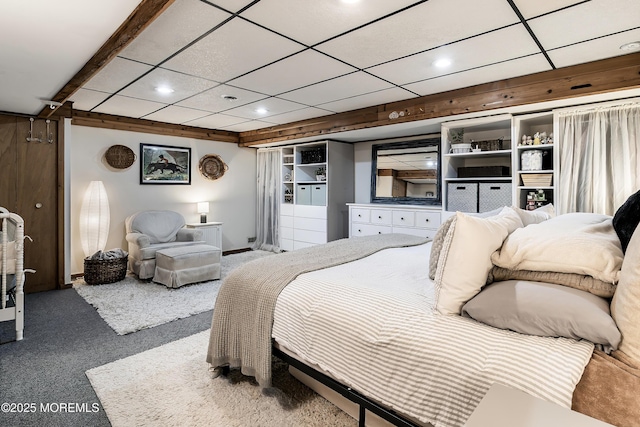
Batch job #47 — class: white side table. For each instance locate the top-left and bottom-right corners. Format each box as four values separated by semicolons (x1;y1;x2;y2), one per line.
185;222;223;250
464;383;613;427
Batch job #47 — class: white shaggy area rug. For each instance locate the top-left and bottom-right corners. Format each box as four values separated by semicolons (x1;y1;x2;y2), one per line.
74;250;274;335
86;330;355;427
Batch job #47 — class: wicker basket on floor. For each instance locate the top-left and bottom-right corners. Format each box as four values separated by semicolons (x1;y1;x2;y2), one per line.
84;256;128;285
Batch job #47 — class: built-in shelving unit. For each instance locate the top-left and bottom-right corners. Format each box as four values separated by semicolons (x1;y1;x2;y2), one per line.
275;140;354;251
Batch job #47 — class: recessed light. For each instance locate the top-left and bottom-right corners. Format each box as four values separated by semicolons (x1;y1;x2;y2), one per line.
620;41;640;51
433;58;452;68
155;86;174;94
221;95;238;101
255;107;268;114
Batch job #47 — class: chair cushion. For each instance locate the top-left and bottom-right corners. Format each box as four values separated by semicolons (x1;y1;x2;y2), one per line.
155;244;221;270
126;210;185;244
137;241;204;260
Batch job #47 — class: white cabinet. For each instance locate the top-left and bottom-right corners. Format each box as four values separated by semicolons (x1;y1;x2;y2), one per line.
185;222;223;249
441;115;513;213
348;204;441;239
276;141;354;250
512;112;556;211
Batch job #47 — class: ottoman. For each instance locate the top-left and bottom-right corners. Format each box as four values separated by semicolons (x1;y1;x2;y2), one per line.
153;244;221;288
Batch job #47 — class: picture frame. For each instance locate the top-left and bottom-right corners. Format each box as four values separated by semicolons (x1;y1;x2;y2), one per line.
140;143;191;185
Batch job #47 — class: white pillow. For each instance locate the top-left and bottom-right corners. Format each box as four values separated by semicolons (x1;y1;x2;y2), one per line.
514;203;555;226
492;213;623;284
434;207;523;315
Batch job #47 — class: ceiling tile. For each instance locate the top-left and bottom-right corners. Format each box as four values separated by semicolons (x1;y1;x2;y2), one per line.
318;87;417;113
278;71;393;105
548;28;640;68
511;0;584;19
264;107;334;125
69;88;111;111
83;57;153;93
316;0;519;69
142;105;211;124
228;49;357;96
118;68;218;103
118;0;232;65
162;18;303;83
240;0;418;46
222;97;307;120
175;84;267;112
367;25;540;86
185;113;247;129
403;54;551;96
209;0;257;13
221;120;276;132
92;95;167;118
529;0;640;50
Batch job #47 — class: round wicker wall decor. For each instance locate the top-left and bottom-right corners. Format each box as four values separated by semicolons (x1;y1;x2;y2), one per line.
104;145;136;169
199;154;228;180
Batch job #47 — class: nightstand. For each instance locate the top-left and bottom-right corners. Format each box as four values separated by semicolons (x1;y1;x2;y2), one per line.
464;383;613;427
185;222;222;249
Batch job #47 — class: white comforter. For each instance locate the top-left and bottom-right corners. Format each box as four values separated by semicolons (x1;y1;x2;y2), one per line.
272;242;594;427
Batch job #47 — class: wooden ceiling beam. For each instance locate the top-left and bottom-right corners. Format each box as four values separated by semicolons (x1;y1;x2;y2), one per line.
238;53;640;147
72;110;239;143
38;0;175;118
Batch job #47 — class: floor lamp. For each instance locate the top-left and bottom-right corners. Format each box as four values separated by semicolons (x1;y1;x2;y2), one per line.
80;181;110;257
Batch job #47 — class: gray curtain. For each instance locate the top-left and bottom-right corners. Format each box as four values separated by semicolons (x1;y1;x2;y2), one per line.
557;103;640;215
253;149;281;252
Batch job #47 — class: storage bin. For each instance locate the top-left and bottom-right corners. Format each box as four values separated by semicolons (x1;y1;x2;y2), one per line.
84;255;127;285
447;182;478;213
297;185;311;205
311;184;327;206
479;183;512;213
521;173;553;187
458;166;510;178
521;150;543;171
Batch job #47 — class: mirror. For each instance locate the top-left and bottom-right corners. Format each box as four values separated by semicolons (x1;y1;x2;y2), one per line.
371;137;441;206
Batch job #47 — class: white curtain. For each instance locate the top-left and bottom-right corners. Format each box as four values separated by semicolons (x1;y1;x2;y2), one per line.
557;103;640;215
253;149;281;252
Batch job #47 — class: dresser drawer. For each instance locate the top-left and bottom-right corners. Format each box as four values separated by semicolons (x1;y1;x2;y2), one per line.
415;211;441;229
351;223;392;237
369;210;392;225
294;229;327;244
280;215;294;228
393;227;437;239
294;217;327;232
351;208;370;223
392;210;415;227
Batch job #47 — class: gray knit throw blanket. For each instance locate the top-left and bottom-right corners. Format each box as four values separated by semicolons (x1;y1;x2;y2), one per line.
207;233;428;387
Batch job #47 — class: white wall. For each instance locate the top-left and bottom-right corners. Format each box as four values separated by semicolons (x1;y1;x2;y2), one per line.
69;125;256;275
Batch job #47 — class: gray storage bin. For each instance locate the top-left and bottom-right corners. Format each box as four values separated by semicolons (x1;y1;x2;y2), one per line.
479;182;512;213
311;184;327;206
447;182;478;213
297;184;311;205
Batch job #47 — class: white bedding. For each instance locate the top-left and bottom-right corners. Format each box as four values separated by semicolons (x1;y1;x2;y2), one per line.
272;242;594;427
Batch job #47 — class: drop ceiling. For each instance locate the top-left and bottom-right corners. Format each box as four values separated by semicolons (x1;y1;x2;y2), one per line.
2;0;640;135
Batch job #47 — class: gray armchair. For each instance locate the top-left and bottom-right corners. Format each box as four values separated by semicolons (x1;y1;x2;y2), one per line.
125;210;203;279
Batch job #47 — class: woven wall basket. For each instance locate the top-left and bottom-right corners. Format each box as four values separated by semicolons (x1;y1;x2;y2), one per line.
199;154;228;180
105;145;136;169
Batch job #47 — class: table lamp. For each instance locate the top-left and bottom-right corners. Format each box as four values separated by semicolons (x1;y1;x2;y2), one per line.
197;202;209;223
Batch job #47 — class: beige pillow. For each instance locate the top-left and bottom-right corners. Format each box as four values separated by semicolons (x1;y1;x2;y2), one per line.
492;213;623;284
428;215;455;280
611;225;640;364
434;207;523;315
491;266;616;298
514;203;555;226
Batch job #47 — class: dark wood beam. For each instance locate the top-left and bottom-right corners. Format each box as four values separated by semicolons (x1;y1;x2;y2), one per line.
72;110;239;143
38;0;175;118
238;53;640;147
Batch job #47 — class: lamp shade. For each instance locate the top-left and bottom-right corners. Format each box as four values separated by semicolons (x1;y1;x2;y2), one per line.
197;202;209;213
79;181;110;257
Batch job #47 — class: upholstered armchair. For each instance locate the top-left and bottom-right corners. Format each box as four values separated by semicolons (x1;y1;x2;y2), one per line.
125;210;204;279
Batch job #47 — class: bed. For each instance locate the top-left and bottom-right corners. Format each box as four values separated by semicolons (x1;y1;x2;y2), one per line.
207;196;640;427
0;207;26;341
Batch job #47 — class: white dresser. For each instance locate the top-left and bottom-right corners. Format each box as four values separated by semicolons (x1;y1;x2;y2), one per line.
348;204;441;239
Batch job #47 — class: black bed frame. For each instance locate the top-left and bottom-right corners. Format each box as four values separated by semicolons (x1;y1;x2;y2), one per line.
272;346;422;427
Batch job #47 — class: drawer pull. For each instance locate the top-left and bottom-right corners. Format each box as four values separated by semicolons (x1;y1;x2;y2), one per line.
456;186;466;190
358;229;361;232
490;186;500;190
358;214;361;217
400;217;404;220
378;231;382;234
425;218;429;222
378;216;382;219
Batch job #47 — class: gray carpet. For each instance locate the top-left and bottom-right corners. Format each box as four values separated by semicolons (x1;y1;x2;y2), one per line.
0;251;282;427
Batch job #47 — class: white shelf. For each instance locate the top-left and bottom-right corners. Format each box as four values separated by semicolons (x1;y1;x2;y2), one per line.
445;177;512;182
516;144;554;150
518;170;553;174
444;149;511;158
